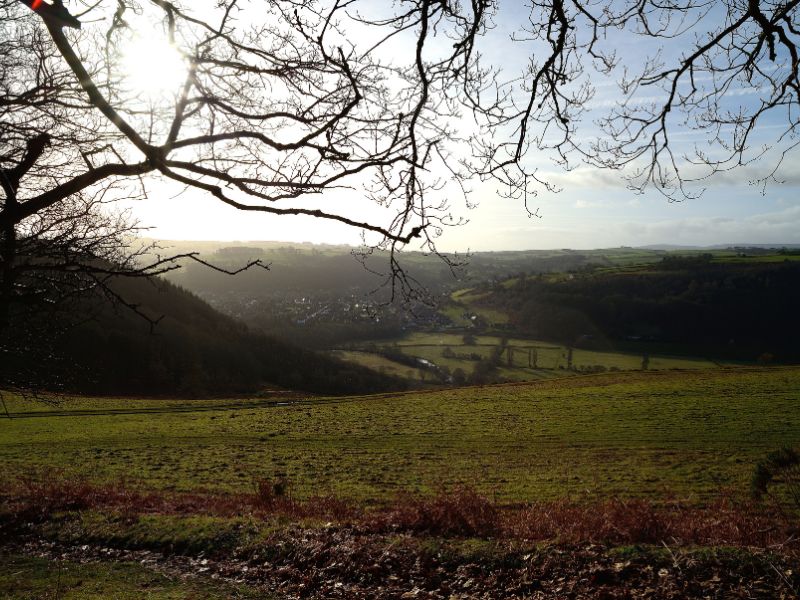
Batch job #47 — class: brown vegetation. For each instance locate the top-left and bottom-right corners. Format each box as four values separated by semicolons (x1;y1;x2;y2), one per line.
4;476;797;551
4;475;799;599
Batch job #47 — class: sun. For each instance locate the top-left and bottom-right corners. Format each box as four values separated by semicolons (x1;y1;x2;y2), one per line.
120;34;188;99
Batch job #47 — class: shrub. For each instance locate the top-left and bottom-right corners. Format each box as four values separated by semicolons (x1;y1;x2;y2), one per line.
751;447;800;513
757;352;775;365
372;487;500;537
255;476;292;509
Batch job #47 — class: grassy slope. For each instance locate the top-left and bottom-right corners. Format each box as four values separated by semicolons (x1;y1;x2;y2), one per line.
1;367;799;502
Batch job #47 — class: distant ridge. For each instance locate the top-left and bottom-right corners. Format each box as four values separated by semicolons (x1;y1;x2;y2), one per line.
637;243;800;251
636;244;703;251
147;238;800;254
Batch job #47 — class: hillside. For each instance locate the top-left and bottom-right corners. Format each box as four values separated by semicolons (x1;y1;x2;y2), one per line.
152;243;800;354
470;257;800;362
1;276;405;397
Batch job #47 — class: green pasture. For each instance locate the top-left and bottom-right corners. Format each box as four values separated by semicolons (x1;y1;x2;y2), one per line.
439;304;474;327
2;368;798;503
442;296;510;326
588;250;664;266
353;331;722;382
332;350;426;380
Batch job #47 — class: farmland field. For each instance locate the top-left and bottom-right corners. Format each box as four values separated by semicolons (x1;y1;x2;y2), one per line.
343;331;726;383
331;350;427;380
444;288;511;326
1;367;798;503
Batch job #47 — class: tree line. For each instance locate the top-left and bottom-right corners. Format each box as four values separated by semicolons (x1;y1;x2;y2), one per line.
481;260;800;362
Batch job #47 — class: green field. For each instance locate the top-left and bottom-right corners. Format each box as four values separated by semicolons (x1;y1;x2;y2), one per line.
331;350;427;380
346;331;724;383
445;288;510;326
2;367;798;503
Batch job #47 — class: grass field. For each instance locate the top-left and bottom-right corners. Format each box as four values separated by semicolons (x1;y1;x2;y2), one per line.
0;554;267;599
445;288;511;326
331;350;427;380
345;331;724;383
2;367;798;503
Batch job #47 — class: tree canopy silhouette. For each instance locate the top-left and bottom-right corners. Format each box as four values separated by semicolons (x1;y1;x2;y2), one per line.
1;0;798;321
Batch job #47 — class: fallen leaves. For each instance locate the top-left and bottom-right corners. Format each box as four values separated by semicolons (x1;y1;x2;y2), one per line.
6;529;799;599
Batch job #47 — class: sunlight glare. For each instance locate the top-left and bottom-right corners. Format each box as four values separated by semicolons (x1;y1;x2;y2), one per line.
121;34;187;99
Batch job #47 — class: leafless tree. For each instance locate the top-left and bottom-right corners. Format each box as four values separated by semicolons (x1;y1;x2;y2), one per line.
1;0;489;313
474;1;800;202
0;0;277;332
2;0;798;319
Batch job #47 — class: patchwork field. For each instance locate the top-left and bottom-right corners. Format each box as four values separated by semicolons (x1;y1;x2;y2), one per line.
342;331;727;384
2;367;798;503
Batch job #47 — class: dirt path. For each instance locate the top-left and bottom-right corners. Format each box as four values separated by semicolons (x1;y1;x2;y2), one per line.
4;529;798;599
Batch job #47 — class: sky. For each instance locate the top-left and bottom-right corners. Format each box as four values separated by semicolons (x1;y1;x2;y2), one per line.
120;2;800;251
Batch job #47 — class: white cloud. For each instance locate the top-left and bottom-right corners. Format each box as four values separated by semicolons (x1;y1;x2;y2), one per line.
438;201;800;251
610;205;800;246
575;198;604;208
532;149;800;192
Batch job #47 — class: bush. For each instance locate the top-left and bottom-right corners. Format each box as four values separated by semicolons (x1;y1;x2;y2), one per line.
451;368;467;386
751;447;800;513
757;352;775;365
255;476;292;509
373;487;500;537
462;334;477;346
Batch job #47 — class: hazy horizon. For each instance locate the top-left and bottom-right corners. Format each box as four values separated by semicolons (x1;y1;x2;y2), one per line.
147;234;800;253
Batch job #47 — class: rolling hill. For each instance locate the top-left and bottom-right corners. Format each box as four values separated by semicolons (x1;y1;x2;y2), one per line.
1;275;405;397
